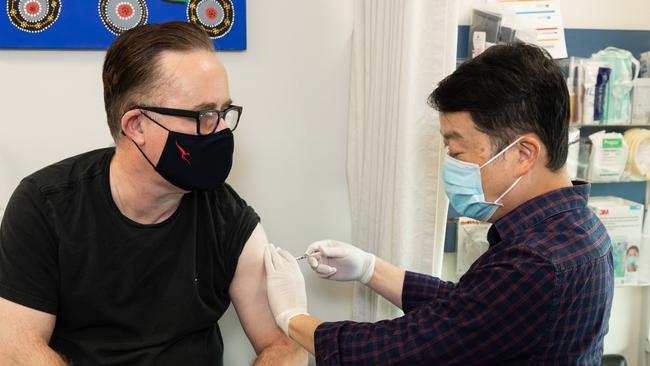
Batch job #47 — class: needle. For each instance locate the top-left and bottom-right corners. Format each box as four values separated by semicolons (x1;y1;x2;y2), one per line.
295;252;319;261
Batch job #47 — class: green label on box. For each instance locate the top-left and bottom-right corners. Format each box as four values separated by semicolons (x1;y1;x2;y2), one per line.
602;138;623;148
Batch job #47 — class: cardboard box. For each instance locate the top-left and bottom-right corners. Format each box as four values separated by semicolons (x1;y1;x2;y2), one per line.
589;196;644;283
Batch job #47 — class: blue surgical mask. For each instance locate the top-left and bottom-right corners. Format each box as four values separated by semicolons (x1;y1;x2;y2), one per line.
627;256;638;266
443;137;523;221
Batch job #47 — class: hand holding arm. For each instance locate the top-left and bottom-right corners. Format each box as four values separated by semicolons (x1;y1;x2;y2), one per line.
264;244;309;335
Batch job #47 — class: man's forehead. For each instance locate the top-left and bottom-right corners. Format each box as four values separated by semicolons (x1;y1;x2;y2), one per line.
439;112;474;138
153;50;230;108
156;49;225;77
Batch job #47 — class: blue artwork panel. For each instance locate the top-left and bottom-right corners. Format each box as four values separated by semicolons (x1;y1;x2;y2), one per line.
1;0;246;50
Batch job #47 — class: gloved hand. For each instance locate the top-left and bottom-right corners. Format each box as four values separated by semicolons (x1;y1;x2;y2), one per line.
264;244;309;336
306;240;376;284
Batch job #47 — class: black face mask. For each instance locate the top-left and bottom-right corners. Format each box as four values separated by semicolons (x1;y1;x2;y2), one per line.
129;124;234;192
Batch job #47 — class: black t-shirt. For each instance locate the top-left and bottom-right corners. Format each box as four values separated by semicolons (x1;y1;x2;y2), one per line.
0;148;260;365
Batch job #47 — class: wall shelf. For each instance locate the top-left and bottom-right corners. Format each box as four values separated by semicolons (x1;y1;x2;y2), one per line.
574;124;650;128
615;282;650;288
589;180;650;184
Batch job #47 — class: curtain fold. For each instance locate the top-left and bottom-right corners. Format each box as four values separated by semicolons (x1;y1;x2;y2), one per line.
347;0;459;322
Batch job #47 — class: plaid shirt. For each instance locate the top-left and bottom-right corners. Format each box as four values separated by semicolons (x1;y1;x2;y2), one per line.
315;182;613;365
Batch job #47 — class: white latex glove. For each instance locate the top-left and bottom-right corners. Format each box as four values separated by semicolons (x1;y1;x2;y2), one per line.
264;244;309;336
306;240;376;284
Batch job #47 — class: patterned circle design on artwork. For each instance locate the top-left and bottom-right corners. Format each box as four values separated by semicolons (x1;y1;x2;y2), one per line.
7;0;61;33
187;0;234;39
98;0;147;35
23;1;42;18
116;2;134;19
197;0;223;27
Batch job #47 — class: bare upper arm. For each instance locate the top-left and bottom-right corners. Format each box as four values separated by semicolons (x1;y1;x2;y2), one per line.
0;296;56;349
228;224;288;354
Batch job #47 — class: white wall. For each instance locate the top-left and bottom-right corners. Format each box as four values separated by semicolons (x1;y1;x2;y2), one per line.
0;1;354;365
219;1;354;364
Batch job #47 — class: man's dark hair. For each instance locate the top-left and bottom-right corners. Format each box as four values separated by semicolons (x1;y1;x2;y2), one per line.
103;21;215;141
428;43;569;171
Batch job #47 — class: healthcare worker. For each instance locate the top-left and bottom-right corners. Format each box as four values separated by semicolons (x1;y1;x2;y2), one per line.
264;43;614;365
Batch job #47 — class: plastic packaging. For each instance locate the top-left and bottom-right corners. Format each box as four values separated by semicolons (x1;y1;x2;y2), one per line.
573;59;584;124
456;217;491;277
591;47;640;125
593;67;612;124
587;130;629;182
566;127;580;179
640;51;650;78
631;78;650;124
576;137;592;179
581;60;603;125
468;9;501;58
623;128;650;179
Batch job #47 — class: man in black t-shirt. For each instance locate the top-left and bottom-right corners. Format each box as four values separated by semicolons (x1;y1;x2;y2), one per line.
0;22;307;365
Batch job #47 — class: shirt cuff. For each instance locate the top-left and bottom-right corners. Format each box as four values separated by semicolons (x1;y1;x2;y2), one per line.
314;321;353;365
401;271;453;313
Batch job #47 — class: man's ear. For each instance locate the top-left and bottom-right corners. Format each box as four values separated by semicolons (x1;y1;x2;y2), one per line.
515;134;540;177
121;110;145;145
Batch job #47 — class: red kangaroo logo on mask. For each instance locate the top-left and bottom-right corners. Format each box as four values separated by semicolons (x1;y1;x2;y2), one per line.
175;141;191;166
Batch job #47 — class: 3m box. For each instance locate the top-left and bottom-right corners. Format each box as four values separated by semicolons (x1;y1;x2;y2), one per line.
588;196;644;283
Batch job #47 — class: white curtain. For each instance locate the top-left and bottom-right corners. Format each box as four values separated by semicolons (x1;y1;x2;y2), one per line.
347;0;459;322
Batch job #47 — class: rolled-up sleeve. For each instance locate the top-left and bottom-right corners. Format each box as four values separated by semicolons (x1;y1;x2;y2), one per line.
401;271;455;313
314;257;554;365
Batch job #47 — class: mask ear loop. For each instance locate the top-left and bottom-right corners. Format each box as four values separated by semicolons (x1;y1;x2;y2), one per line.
130;139;158;169
480;136;525;205
480;136;525;169
120;110;169;170
493;176;523;205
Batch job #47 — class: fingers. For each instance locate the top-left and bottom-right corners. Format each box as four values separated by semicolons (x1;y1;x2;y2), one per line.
267;244;303;271
264;244;276;273
307;255;319;269
307;241;339;278
277;248;298;265
269;243;337;279
307;254;336;276
306;241;323;255
315;263;337;278
308;240;347;258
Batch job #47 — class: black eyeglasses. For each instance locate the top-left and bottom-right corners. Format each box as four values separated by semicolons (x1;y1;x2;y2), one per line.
136;105;243;135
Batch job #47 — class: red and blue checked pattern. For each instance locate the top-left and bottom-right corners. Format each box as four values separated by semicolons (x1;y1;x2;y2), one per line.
315;182;613;365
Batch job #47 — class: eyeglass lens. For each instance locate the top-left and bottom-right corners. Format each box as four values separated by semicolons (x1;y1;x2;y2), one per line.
199;109;240;134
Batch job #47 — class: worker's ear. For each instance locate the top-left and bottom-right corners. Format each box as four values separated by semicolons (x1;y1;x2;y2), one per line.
513;135;540;177
121;109;146;145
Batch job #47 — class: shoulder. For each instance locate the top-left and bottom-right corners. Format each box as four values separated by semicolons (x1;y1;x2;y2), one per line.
481;238;555;275
197;183;260;242
524;207;610;266
207;183;257;217
215;183;247;206
25;148;114;195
